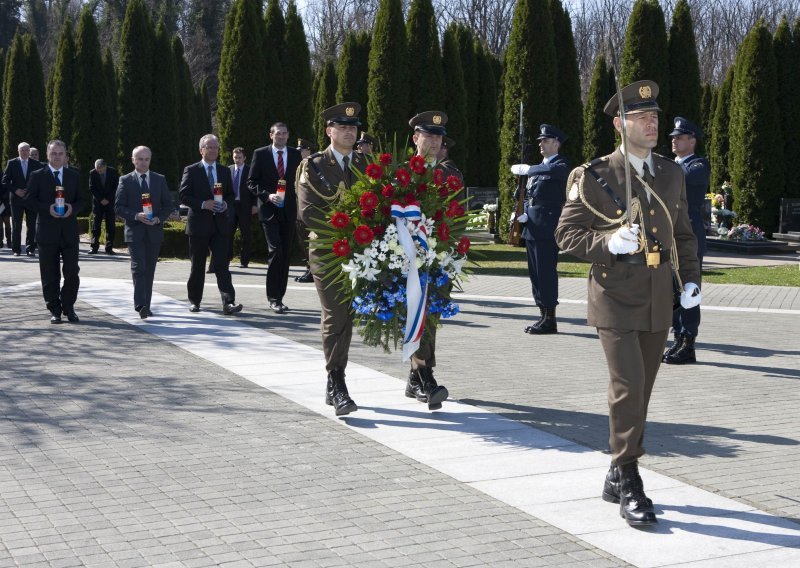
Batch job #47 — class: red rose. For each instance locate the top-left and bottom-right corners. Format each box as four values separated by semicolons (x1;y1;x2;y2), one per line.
409;155;427;175
433;168;445;185
416;182;428;195
432;209;443;221
379;153;392;166
404;193;418;205
395;168;411;187
361;209;375;218
359;191;379;210
437;222;450;241
332;238;351;257
331;211;350;228
365;163;383;180
373;224;385;236
353;224;375;246
438;187;449;198
457;236;471;255
447;175;463;192
381;184;394;198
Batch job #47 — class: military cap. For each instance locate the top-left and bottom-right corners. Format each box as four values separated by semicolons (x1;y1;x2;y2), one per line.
356;131;376;145
668;116;703;140
443;136;456;149
536;124;568;144
603;80;661;117
409;111;448;136
297;138;318;151
321;102;362;126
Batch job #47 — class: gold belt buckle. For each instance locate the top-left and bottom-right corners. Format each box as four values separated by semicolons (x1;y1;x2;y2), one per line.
646;247;660;268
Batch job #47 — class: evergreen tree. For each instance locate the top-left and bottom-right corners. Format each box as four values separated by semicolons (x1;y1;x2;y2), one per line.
620;0;670;152
24;34;46;151
440;26;466;167
2;34;30;162
103;48;118;167
729;20;784;233
0;47;4;160
774;17;800;198
149;21;178;186
583;54;616;161
336;31;371;133
667;0;701;128
314;59;337;150
709;65;733;194
200;77;212;134
405;0;444;115
474;41;498;187
454;24;479;184
116;0;155;172
699;82;715;154
217;0;267;161
549;0;583;168
497;0;557;241
367;0;408;146
49;21;76;145
263;0;286;127
173;36;197;169
283;1;313;140
72;7;114;181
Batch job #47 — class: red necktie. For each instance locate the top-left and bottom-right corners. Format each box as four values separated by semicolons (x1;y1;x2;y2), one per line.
277;150;285;179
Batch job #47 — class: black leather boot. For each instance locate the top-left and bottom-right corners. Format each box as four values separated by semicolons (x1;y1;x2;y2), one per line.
664;336;696;364
618;462;657;527
662;333;684;362
524;306;546;333
405;370;427;402
324;368;357;416
602;463;653;509
415;367;448;410
528;307;557;334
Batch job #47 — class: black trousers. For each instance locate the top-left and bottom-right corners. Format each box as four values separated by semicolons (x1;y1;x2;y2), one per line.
11;199;37;253
262;219;294;303
128;233;161;310
38;237;80;312
91;202;116;251
209;200;252;269
525;237;559;308
672;253;703;337
188;230;235;306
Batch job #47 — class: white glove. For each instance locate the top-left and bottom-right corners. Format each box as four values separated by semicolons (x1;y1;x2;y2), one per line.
608;224;640;255
516;212;528;223
680;282;702;309
511;164;530;176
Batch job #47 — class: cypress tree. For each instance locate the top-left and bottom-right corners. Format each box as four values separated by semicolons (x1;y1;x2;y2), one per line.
314;59;337;150
699;82;715;153
367;0;408;145
49;21;76;145
709;64;733;194
440;26;467;168
263;0;286;127
44;56;54;140
774;17;800;198
200;78;212;134
116;0;154;172
336;31;371;132
620;0;670;152
73;7;114;181
217;0;267;161
173;36;197;169
729;20;784;234
454;24;479;184
474;41;498;187
406;0;444;115
497;0;557;241
24;34;47;152
283;0;313;139
103;48;118;167
149;21;178;186
582;54;616;162
0;48;5;161
667;0;701;128
2;34;30;162
549;0;583;169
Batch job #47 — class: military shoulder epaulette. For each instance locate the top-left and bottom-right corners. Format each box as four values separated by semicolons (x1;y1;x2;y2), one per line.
308;151;324;161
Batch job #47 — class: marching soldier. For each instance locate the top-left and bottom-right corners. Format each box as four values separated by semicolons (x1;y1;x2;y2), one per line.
555;81;701;527
511;124;571;334
296;103;367;416
663;117;710;364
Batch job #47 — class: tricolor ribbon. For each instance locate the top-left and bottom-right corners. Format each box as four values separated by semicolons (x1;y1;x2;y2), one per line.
391;203;429;361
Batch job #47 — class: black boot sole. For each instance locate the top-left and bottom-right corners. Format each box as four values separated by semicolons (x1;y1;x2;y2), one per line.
620;510;658;526
664;356;697;365
602;488;619;504
335;401;357;416
527;327;558;335
427;385;448;406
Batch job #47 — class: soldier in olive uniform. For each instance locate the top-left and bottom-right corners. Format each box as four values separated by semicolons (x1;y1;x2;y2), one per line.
555;81;701;527
296;103;367;416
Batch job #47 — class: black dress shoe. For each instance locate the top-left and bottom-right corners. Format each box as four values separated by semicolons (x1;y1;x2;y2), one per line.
87;249;98;255
189;304;201;313
268;300;285;314
295;270;313;283
50;313;63;324
105;249;116;255
26;251;35;257
63;309;80;323
223;303;243;315
13;252;21;256
139;307;152;319
239;263;249;268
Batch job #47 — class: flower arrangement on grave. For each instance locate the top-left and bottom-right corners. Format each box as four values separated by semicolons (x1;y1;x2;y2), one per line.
719;223;766;241
709;182;736;228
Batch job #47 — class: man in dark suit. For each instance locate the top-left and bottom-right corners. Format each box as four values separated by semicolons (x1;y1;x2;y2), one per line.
115;146;175;319
88;158;120;255
24;140;84;323
2;141;43;256
294;138;318;283
248;122;301;313
178;134;242;315
511;124;571;335
208;146;255;271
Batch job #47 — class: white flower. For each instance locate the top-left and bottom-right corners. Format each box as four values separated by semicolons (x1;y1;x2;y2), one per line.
377;252;386;261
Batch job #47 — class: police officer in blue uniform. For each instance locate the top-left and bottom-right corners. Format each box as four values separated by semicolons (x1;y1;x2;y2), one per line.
511;125;571;334
663;117;709;364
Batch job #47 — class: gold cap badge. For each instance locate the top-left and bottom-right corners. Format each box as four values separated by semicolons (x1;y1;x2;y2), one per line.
432;114;442;125
639;85;652;98
345;106;355;116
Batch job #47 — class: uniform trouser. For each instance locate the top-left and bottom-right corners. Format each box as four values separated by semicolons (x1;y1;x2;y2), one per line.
672;254;703;337
91;202;116;250
597;327;669;465
188;232;235;306
128;233;161;310
311;248;352;371
296;220;310;267
11;199;37;253
525;237;559;308
410;326;438;370
38;237;80;312
262;219;294;302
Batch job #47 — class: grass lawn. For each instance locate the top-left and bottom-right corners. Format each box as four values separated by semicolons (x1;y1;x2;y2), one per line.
468;242;800;287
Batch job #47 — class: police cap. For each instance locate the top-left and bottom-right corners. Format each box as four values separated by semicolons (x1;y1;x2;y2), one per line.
536;124;567;144
297;138;318;151
409;111;448;136
443;136;456;149
603;80;661;117
356;131;376;145
321;102;362;126
669;116;703;140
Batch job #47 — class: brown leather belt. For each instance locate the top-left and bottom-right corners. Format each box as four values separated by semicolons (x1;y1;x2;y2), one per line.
616;249;671;265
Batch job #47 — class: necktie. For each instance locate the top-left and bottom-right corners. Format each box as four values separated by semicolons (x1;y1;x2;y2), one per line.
642;162;654;202
22;161;27;179
277;150;285;179
140;174;148;191
53;170;61;185
207;164;214;189
233;168;241;200
342;155;351;185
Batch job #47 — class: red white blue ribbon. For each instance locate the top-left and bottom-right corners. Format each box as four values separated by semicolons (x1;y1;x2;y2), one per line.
391;204;428;361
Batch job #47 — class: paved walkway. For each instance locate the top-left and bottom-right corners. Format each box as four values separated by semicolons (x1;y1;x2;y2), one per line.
1;248;799;567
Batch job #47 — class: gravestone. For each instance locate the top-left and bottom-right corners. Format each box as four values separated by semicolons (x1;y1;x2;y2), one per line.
778;198;800;233
465;186;499;212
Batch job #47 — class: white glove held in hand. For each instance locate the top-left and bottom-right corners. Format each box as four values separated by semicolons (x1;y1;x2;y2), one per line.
516;212;528;223
608;224;640;255
510;164;530;176
680;282;702;309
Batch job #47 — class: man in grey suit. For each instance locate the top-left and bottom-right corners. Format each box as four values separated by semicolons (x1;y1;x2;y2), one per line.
115;146;175;319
